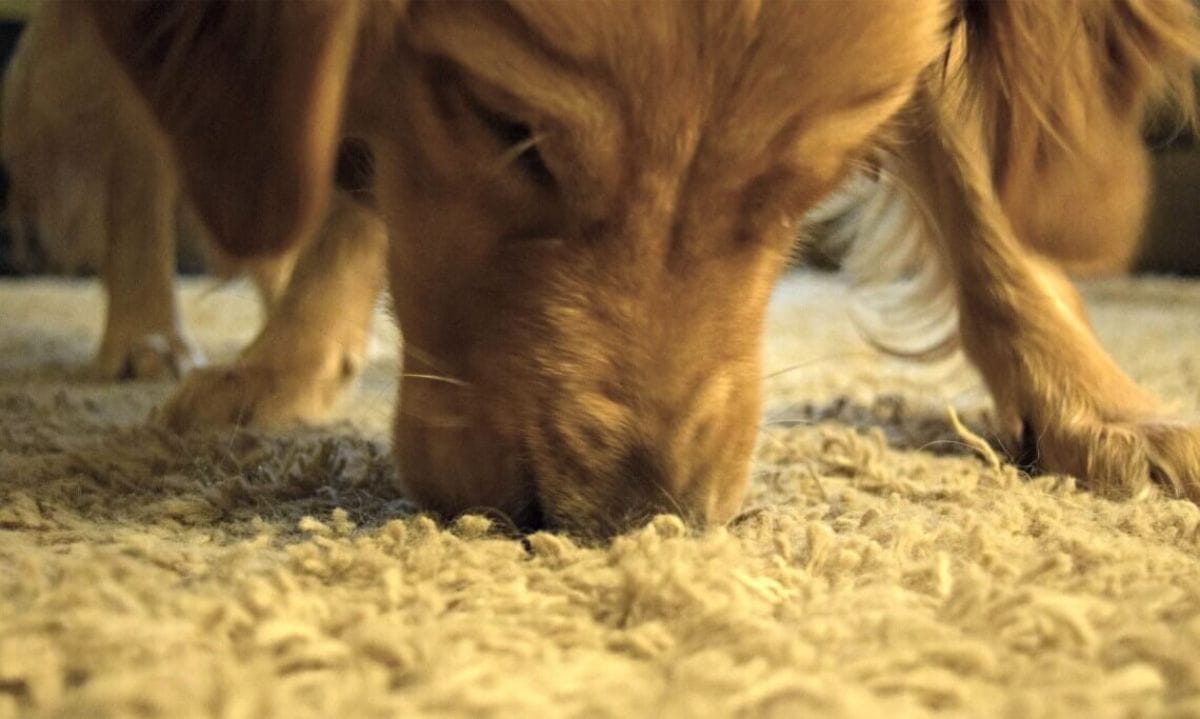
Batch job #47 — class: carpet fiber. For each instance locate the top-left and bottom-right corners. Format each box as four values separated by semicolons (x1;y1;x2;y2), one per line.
2;272;1200;718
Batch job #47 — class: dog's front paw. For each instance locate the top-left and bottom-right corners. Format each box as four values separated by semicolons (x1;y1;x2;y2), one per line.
95;331;206;381
158;351;360;431
1021;417;1200;502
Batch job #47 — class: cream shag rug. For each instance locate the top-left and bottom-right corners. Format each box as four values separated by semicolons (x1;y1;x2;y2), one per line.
2;272;1200;718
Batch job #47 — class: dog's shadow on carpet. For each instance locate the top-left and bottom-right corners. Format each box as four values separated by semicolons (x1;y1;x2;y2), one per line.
746;393;1025;510
0;371;417;537
766;394;1009;460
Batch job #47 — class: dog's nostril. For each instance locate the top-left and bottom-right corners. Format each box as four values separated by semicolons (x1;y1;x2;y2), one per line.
514;461;548;534
617;442;672;498
335;137;374;194
515;495;548;534
619;444;667;484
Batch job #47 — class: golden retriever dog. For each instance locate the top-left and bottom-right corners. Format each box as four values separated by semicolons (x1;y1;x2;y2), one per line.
17;0;1200;536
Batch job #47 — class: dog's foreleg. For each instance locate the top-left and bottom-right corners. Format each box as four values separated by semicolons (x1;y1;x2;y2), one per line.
161;194;387;430
896;86;1200;501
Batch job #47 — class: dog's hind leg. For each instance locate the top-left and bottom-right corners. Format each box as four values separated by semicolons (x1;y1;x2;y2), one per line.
160;193;387;430
896;86;1200;501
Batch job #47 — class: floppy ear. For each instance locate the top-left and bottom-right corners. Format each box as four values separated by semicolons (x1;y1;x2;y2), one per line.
83;1;362;257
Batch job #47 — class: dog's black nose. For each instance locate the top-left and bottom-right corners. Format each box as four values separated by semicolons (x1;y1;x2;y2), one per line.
617;442;671;494
515;495;548;534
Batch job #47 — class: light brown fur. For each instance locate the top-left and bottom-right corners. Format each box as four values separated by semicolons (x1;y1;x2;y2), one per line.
967;0;1199;275
18;0;1200;536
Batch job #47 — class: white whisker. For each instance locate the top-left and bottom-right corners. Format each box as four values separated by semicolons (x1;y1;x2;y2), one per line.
399;372;471;388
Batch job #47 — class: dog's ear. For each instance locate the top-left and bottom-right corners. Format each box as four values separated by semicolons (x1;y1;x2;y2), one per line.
83;1;363;257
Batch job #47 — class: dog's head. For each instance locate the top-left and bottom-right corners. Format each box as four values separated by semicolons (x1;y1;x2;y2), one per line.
92;0;948;536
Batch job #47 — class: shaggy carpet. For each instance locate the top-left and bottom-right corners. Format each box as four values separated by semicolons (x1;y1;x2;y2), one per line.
2;271;1200;718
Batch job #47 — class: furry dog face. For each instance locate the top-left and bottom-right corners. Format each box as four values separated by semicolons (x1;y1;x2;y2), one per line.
351;1;949;533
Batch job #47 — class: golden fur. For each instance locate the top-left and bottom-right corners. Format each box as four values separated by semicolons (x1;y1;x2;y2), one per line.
8;0;1200;536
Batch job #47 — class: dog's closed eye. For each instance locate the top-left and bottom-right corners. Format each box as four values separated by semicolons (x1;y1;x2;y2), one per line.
467;97;555;188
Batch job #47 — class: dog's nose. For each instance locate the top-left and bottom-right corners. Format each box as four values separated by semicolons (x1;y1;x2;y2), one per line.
514;491;548;534
557;442;685;538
